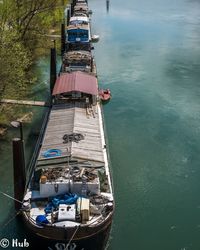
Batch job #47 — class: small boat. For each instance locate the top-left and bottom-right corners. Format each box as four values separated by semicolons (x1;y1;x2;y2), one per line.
99;89;111;102
91;34;100;43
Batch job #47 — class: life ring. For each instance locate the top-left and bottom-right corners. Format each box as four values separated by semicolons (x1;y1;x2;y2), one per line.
43;149;62;158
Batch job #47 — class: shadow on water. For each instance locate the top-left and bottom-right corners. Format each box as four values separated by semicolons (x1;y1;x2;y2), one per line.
106;0;110;13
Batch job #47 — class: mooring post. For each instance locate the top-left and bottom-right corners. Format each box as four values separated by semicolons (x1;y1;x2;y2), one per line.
61;23;65;55
71;2;74;16
50;47;57;94
67;8;70;26
12;138;26;210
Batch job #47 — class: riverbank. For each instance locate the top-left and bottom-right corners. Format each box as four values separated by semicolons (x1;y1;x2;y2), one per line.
0;0;68;137
0;104;33;136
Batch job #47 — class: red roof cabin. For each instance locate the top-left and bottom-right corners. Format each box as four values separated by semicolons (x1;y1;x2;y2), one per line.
52;71;98;105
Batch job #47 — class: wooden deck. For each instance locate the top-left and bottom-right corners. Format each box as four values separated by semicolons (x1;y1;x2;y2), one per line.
38;102;105;165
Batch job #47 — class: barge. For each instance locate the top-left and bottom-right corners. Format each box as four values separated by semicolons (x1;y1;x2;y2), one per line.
20;1;114;249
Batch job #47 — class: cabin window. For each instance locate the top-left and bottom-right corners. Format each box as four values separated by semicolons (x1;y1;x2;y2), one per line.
68;30;88;40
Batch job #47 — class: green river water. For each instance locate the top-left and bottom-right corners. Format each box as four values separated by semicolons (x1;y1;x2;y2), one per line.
1;0;200;249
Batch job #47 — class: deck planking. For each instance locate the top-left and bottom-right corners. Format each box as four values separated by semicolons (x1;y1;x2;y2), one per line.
38;103;105;165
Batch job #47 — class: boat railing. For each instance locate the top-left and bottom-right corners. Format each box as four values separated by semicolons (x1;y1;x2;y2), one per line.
98;103;115;195
25;107;51;190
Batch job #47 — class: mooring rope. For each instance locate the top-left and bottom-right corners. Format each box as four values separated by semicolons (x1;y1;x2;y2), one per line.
0;191;23;204
66;225;80;248
0;191;23;229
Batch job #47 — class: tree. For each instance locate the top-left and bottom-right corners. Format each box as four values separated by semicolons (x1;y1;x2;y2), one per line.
0;29;31;99
1;0;64;47
0;0;66;126
14;0;58;40
0;0;65;98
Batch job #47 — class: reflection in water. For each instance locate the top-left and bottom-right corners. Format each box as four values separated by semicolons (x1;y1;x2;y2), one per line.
106;0;110;13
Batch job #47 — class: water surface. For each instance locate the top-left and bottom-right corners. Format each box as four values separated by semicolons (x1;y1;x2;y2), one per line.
1;0;200;249
89;0;200;249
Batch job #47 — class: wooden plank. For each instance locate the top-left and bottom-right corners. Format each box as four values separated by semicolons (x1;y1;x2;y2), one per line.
0;99;49;107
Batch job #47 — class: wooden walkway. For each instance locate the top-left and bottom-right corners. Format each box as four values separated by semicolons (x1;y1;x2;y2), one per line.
0;99;49;107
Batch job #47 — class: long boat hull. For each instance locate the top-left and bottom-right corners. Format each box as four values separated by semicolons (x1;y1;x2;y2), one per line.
22;212;113;250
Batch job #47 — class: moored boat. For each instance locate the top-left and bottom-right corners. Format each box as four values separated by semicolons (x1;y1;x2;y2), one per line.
22;75;114;250
62;50;96;74
91;34;100;43
99;89;111;102
20;0;114;249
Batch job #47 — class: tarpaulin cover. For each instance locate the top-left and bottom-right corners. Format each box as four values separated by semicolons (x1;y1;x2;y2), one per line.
44;193;79;214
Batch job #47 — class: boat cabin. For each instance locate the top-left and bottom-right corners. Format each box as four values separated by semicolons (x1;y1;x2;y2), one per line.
73;5;90;16
69;16;89;25
76;0;88;4
52;71;98;105
66;24;90;43
75;2;88;8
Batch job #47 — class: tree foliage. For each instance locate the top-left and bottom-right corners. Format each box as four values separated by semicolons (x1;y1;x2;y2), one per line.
0;29;31;99
15;0;57;37
0;0;66;125
0;0;64;98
